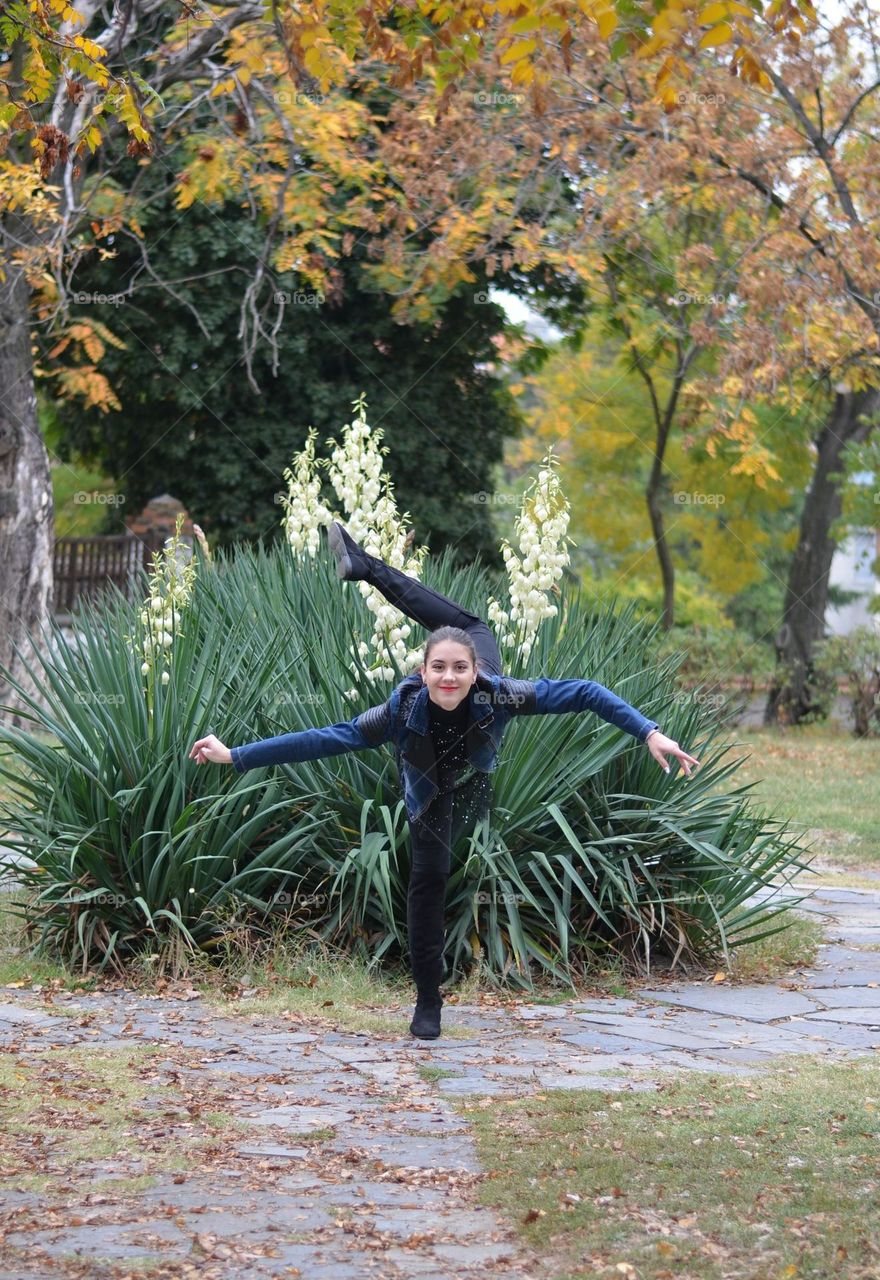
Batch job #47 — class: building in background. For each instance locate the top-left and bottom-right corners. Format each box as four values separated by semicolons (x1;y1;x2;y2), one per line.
826;472;880;635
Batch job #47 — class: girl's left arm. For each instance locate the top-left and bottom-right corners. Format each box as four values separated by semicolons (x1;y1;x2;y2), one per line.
505;677;700;777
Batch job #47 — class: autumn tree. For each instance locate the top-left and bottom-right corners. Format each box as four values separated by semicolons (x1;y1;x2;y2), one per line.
0;0;818;723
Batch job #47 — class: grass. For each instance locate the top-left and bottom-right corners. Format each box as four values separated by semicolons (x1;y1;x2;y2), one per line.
460;1057;880;1280
726;911;823;982
417;1064;461;1082
0;1041;242;1193
50;458;122;540
724;723;880;874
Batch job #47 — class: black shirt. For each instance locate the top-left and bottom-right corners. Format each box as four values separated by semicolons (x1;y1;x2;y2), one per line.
428;697;471;793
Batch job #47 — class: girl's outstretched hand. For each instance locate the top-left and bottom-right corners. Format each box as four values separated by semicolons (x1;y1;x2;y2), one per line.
645;729;700;777
189;734;232;766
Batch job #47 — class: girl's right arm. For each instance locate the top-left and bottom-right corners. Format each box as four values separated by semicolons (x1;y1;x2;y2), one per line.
189;702;393;772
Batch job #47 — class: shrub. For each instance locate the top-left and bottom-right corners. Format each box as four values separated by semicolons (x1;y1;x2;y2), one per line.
0;538;810;987
813;626;880;737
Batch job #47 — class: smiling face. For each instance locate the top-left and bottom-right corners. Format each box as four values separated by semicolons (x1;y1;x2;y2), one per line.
420;639;477;709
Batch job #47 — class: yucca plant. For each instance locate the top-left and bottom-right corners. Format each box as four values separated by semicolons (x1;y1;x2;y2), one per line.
1;535;810;986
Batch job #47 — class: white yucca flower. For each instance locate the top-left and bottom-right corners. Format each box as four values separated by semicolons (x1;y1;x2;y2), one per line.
487;451;572;662
280;396;427;692
280;428;334;557
130;513;197;691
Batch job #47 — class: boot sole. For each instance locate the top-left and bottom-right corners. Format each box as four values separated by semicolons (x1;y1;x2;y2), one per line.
327;523;355;580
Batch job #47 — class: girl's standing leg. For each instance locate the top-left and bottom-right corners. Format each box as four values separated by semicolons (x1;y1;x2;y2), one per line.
407;789;454;996
329;524;502;676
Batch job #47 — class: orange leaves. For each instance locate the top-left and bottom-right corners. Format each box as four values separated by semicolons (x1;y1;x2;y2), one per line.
41;319;126;413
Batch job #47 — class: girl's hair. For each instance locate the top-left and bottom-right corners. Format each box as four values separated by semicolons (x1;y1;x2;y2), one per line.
423;625;478;669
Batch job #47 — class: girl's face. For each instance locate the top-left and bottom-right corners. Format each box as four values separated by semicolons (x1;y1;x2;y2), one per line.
420;640;477;709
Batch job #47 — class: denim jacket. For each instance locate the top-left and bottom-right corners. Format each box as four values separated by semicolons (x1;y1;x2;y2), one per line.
230;672;660;825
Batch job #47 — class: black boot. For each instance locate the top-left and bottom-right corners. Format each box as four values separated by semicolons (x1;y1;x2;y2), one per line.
327;522;371;581
409;988;443;1039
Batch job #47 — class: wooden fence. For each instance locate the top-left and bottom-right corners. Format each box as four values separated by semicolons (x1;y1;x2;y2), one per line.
53;533;166;616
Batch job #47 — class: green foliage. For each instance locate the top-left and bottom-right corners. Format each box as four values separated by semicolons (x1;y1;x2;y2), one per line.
583;570;731;631
654;624;776;694
46;190;519;565
0;541;810;987
813;626;880;738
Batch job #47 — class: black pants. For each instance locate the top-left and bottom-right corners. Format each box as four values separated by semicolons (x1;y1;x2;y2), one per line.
362;554;501;993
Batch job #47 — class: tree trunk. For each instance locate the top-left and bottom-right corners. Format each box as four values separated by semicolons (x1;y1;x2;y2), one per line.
0;227;55;729
647;482;675;630
764;387;880;726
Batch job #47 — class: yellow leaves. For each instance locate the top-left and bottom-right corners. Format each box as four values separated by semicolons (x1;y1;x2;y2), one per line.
654;7;690;39
578;0;618;40
71;33;108;61
500;37;537;65
210;75;238;99
698;22;733;48
174;136;244;210
730;45;773;89
23;44;53;103
48;0;85;24
116;85;149;143
698;0;754;21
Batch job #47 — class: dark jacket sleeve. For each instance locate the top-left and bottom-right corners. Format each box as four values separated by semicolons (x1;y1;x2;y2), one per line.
501;676;659;743
230;698;393;773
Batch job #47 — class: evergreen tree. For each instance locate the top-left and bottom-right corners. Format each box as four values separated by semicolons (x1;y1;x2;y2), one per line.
50;196;520;564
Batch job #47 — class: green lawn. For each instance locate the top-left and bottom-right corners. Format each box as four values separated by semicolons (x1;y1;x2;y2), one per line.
721;723;880;875
462;1057;880;1280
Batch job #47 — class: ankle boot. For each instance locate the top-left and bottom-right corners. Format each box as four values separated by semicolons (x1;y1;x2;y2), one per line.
409;988;443;1039
327;522;371;581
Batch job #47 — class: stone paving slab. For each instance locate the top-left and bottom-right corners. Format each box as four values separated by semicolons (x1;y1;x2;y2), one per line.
802;1008;880;1026
631;984;823;1021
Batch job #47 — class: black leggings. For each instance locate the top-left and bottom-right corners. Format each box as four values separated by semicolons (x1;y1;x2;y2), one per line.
361;554;500;993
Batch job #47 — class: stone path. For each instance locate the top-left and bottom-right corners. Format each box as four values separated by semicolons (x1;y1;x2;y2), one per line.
1;883;878;1279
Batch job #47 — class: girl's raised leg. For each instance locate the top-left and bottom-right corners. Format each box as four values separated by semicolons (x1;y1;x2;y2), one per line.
329;523;502;676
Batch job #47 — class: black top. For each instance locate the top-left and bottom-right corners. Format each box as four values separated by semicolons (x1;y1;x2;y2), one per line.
428;697;471;793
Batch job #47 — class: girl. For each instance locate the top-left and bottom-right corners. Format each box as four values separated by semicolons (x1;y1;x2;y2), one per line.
190;522;699;1039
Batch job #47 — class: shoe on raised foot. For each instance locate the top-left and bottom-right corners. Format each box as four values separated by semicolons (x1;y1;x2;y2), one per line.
409;989;443;1039
327;521;370;581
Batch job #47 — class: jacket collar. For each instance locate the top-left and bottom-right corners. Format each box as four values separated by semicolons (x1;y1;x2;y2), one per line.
404;673;496;736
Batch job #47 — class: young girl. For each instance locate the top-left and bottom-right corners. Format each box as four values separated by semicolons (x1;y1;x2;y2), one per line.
190;523;699;1039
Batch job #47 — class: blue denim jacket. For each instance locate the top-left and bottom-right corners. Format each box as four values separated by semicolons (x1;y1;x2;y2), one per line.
230;672;660;824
